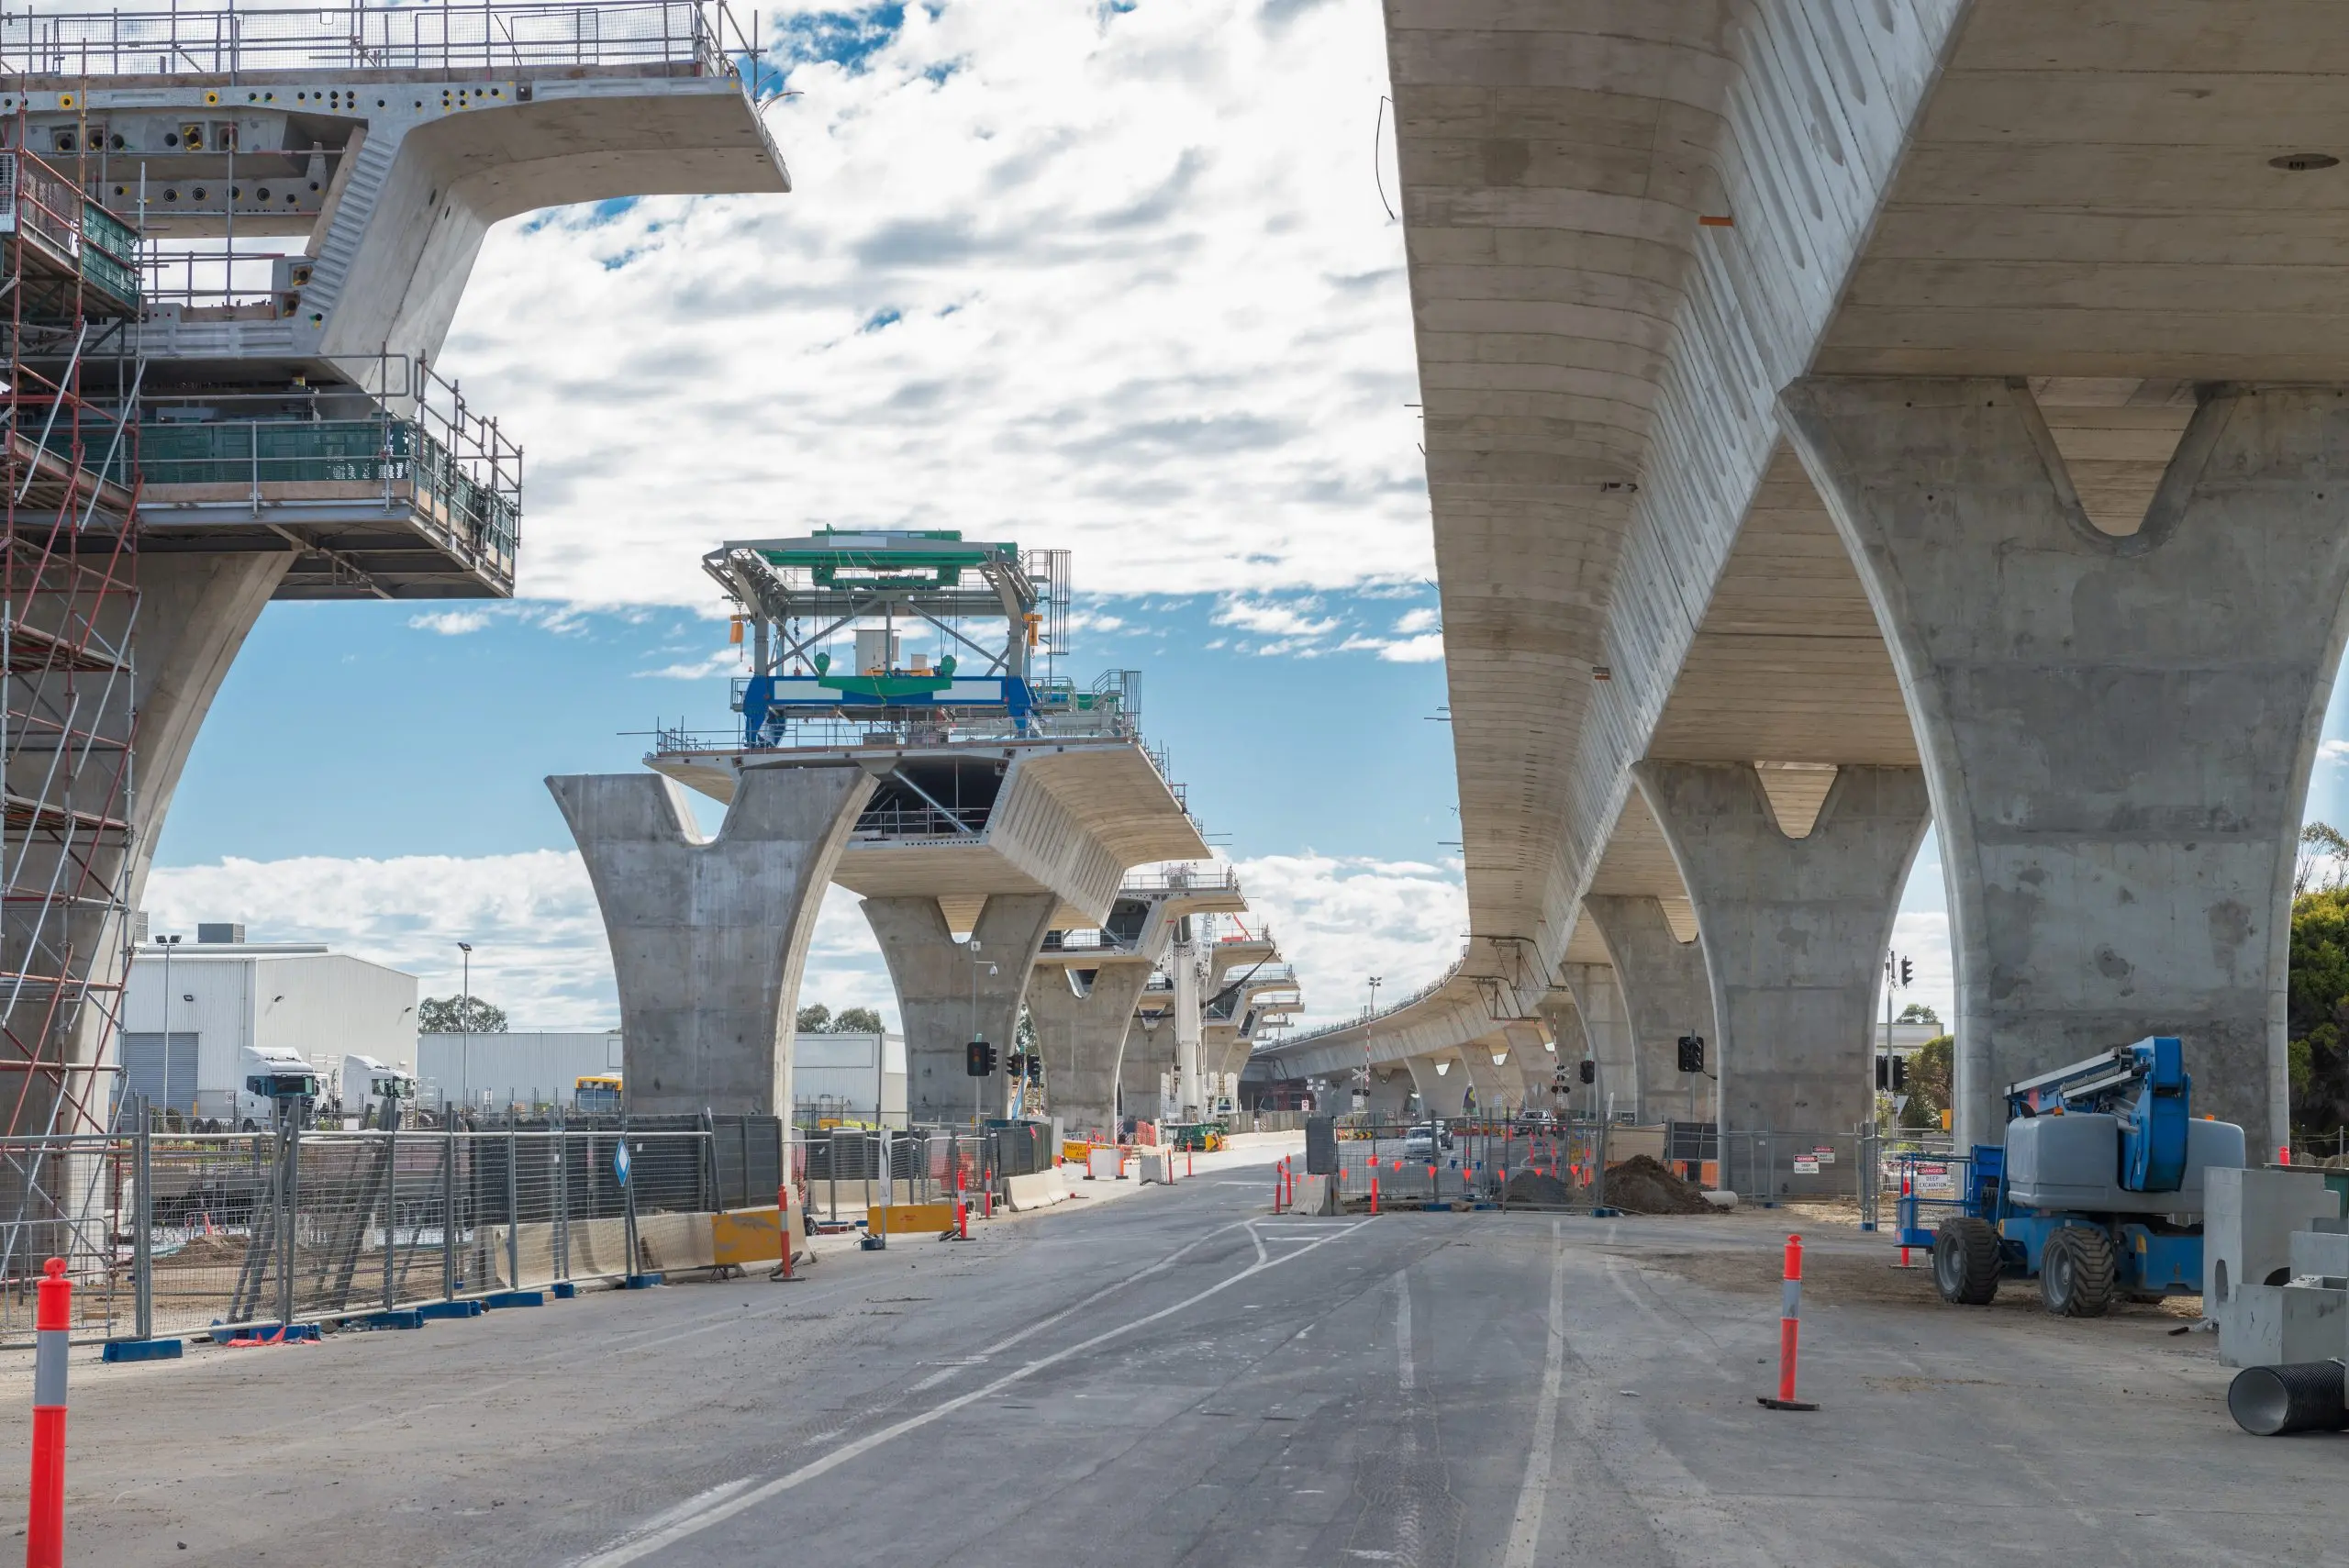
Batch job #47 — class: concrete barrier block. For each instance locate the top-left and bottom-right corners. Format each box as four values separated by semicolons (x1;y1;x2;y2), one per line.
1138;1150;1171;1184
2220;1280;2349;1368
635;1211;718;1273
2207;1167;2340;1309
1086;1147;1124;1182
1005;1171;1067;1212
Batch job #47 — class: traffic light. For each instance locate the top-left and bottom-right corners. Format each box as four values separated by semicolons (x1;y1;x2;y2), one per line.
1578;1058;1596;1085
1876;1053;1890;1090
1899;956;1914;987
1676;1034;1704;1073
965;1040;996;1077
1893;1054;1908;1091
1876;1053;1911;1092
1024;1053;1042;1084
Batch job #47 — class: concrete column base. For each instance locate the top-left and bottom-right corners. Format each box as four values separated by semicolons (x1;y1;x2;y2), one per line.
550;766;873;1117
1634;762;1928;1196
1783;377;2349;1152
864;893;1056;1127
1026;962;1153;1140
1586;895;1717;1126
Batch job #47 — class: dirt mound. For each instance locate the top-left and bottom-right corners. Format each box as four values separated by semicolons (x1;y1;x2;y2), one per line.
1600;1154;1714;1216
159;1234;250;1268
1502;1170;1578;1207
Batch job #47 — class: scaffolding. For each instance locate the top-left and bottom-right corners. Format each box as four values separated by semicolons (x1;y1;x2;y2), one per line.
0;106;144;1172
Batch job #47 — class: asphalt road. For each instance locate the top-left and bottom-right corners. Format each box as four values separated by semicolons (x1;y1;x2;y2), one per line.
13;1155;2346;1566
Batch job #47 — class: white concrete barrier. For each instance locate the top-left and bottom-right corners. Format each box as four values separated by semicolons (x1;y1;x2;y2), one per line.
1005;1170;1069;1211
1086;1146;1125;1182
1137;1150;1172;1184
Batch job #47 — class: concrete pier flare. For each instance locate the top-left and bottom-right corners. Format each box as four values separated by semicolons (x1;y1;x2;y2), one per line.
1026;962;1154;1139
1585;896;1717;1127
549;767;872;1117
863;894;1057;1126
1784;380;2349;1154
1634;762;1928;1193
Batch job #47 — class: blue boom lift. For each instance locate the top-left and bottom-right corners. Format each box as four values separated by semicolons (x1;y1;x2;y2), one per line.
1901;1037;2246;1317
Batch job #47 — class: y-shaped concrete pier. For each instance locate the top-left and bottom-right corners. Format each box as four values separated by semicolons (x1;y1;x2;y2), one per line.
1635;762;1928;1195
549;768;871;1117
863;894;1059;1125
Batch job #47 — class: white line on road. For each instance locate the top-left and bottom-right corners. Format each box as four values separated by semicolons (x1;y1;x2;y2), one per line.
1394;1269;1413;1394
1501;1219;1570;1568
570;1220;1370;1568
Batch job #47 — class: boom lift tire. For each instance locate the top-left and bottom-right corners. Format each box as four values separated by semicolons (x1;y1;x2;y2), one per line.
2039;1227;2117;1318
1933;1217;2002;1306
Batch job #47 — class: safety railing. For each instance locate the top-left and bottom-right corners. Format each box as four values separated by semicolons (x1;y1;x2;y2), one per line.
1;0;762;82
135;355;521;570
0;147;142;311
0;1112;782;1347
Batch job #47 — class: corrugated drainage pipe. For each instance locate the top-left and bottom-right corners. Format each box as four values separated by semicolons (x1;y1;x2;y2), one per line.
2228;1361;2348;1436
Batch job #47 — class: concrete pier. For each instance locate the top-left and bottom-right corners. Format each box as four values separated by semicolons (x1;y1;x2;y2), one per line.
1585;896;1717;1127
1026;962;1154;1140
549;767;872;1117
1784;379;2349;1153
863;893;1057;1126
1634;762;1928;1193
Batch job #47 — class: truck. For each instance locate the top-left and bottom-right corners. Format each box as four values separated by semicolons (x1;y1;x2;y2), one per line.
1904;1037;2246;1317
340;1054;416;1126
237;1042;322;1127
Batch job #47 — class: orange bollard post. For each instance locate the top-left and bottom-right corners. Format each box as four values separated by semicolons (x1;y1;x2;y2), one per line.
27;1257;68;1568
956;1200;969;1240
1758;1234;1818;1411
1370;1173;1380;1215
772;1183;796;1281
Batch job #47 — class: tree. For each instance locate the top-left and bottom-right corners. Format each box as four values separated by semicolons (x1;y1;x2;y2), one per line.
795;1004;832;1032
2289;884;2349;1134
832;1006;885;1035
1901;1034;1954;1129
1895;1002;1941;1026
418;995;506;1034
2298;821;2349;896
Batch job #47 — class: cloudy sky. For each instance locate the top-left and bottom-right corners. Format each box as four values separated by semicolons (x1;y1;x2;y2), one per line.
144;0;2349;1043
150;0;1471;1031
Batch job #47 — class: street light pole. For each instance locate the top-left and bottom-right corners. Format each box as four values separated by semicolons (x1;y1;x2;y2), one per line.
968;940;997;1129
457;941;473;1120
156;934;181;1123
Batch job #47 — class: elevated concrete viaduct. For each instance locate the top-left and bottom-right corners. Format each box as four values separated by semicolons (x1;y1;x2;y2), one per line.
645;740;1210;1126
1027;870;1247;1137
4;3;786;1139
1264;1;2349;1165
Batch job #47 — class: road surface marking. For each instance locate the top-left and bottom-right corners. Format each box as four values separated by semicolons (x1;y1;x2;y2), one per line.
572;1220;1368;1567
1501;1220;1569;1568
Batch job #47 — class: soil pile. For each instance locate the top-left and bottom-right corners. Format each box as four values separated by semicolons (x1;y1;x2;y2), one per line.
1501;1170;1577;1207
1600;1155;1714;1216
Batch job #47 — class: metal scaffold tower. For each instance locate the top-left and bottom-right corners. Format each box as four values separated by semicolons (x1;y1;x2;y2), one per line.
0;105;144;1146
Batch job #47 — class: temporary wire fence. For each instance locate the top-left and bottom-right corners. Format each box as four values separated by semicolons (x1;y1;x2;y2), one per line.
0;1113;785;1347
795;1121;1054;1227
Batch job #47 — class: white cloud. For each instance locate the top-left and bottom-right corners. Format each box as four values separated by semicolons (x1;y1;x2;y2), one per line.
633;650;745;681
1212;595;1340;640
1223;851;1466;1029
407;610;490;636
1375;632;1445;663
2322;739;2349;764
443;0;1428;611
1392;606;1439;635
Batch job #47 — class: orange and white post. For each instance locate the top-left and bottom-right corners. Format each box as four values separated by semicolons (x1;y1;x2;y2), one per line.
28;1256;68;1567
1757;1234;1819;1411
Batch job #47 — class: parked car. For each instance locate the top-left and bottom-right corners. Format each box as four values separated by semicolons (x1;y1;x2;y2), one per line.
1402;1122;1453;1160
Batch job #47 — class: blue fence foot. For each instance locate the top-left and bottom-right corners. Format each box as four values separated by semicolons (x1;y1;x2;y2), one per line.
101;1339;182;1363
551;1281;578;1299
352;1309;425;1330
483;1290;546;1309
622;1273;664;1290
1593;1206;1623;1218
417;1300;484;1321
